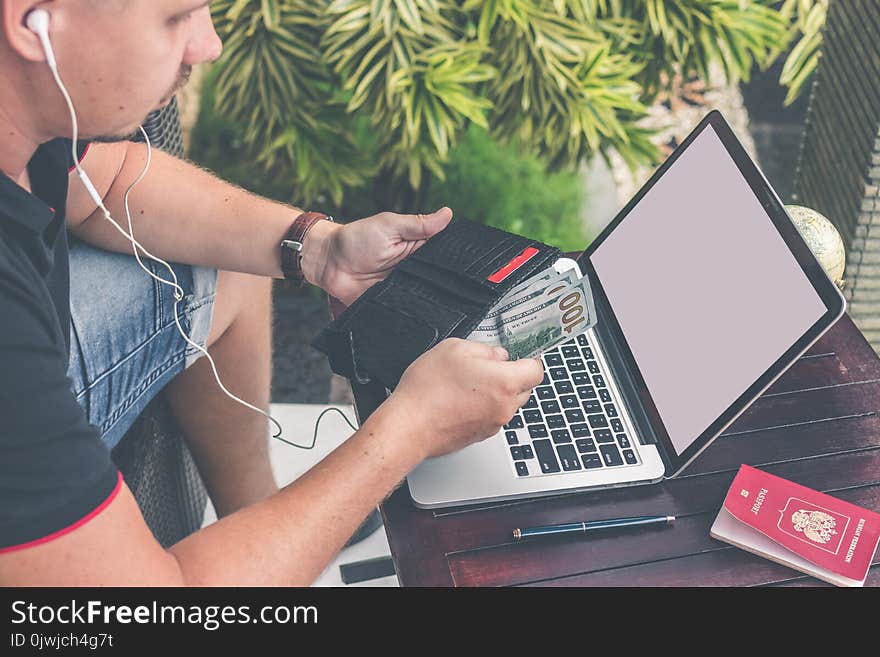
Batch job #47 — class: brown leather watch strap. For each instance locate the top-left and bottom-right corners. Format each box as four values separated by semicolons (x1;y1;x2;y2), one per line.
280;211;331;285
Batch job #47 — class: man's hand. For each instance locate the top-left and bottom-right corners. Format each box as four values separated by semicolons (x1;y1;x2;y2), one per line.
302;207;454;306
385;339;545;460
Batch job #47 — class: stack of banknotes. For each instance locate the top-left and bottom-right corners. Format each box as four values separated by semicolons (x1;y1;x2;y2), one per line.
468;264;597;359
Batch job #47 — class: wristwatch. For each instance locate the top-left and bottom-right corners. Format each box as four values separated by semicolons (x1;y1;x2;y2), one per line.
280;211;333;285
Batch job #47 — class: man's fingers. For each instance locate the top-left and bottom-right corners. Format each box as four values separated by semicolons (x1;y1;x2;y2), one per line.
514;390;532;409
396;207;453;242
491;346;509;361
505;357;546;392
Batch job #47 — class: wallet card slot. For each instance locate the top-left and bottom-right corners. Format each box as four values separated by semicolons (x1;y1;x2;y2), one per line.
407;234;518;281
464;240;545;280
374;282;468;338
395;257;498;306
405;220;521;281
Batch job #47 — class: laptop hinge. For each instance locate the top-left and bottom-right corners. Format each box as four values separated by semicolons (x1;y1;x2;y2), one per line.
587;268;675;473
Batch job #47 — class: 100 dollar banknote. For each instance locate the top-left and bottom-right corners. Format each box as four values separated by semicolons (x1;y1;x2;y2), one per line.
469;265;597;359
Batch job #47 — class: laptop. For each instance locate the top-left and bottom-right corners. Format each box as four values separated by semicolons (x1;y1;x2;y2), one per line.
406;110;847;509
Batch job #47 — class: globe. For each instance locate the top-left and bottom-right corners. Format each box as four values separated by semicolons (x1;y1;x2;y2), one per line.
785;204;846;289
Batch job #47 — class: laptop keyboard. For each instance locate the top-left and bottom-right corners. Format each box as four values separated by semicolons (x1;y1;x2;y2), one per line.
503;334;641;478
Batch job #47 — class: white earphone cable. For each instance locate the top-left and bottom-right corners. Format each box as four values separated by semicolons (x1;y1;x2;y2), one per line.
36;28;318;443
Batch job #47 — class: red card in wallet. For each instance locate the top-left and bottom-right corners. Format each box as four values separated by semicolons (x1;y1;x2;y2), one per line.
710;464;880;586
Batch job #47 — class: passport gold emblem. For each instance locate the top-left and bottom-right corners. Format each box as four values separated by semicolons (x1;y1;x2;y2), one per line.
791;510;838;544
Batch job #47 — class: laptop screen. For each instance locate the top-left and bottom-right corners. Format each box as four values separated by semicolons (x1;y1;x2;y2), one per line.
590;123;829;456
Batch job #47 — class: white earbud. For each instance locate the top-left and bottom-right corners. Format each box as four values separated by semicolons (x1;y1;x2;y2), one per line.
25;7;292;442
26;9;57;75
25;8;49;36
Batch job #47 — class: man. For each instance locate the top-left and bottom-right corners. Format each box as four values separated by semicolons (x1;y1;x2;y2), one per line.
0;1;543;585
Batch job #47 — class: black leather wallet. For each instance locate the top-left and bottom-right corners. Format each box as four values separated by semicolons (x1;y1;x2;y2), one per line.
312;219;562;390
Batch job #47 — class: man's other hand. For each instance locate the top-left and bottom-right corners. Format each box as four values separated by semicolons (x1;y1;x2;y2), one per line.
303;207;453;306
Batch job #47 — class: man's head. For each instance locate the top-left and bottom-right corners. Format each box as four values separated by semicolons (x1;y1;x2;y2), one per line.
1;0;222;143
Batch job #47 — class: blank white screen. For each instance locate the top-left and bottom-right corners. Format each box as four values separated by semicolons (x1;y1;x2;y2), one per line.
590;125;827;455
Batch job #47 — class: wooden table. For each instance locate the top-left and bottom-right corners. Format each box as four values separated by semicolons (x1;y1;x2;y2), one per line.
344;306;880;587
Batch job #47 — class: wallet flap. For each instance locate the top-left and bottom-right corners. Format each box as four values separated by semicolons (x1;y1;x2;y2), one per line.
312;218;563;390
350;284;467;388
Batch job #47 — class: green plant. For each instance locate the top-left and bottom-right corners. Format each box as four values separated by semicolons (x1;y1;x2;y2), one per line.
773;0;828;106
207;1;794;210
425;124;587;250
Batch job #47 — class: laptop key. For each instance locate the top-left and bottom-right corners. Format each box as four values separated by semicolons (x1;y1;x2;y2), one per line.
610;418;624;433
545;353;564;367
581;346;594;359
554;380;574;395
556;444;582;471
546;414;566;429
588;414;609;428
577;334;589;346
528;424;549;439
505;414;524;430
515;461;529;477
549;367;568;381
581;453;603;469
583;399;602;414
551;429;572;444
572;372;591;385
536;386;555;400
564;408;585;423
541;372;550;386
575;438;596;453
523;395;539;409
604;403;618;418
600;444;624;467
571;423;590;438
587;361;600;374
505;430;518;445
533;439;561;474
577;385;597;399
560;394;579;409
616;433;631;448
541;400;561;414
562;345;579;358
520;445;534;459
623;449;637;465
594;429;614;443
510;446;527;460
524;409;543;424
599;388;612;403
592;375;606;388
566;359;586;372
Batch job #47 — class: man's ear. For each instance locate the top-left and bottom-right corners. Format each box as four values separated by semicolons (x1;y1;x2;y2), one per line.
3;0;55;63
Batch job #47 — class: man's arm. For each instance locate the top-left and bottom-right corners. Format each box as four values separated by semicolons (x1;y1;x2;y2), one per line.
66;141;336;281
0;340;543;585
67;141;456;306
0;397;424;586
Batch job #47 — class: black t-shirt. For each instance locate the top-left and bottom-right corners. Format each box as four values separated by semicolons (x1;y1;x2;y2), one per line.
0;140;119;553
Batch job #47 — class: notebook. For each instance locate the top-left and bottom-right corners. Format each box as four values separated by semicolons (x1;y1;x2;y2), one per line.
406;110;847;508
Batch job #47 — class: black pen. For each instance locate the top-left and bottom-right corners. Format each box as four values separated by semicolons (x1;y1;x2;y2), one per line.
512;515;675;540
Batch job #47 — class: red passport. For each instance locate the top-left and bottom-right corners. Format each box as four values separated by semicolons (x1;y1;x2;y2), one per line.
710;464;880;586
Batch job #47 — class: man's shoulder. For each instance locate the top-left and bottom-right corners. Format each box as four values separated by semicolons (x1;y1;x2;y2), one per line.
32;138;89;172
